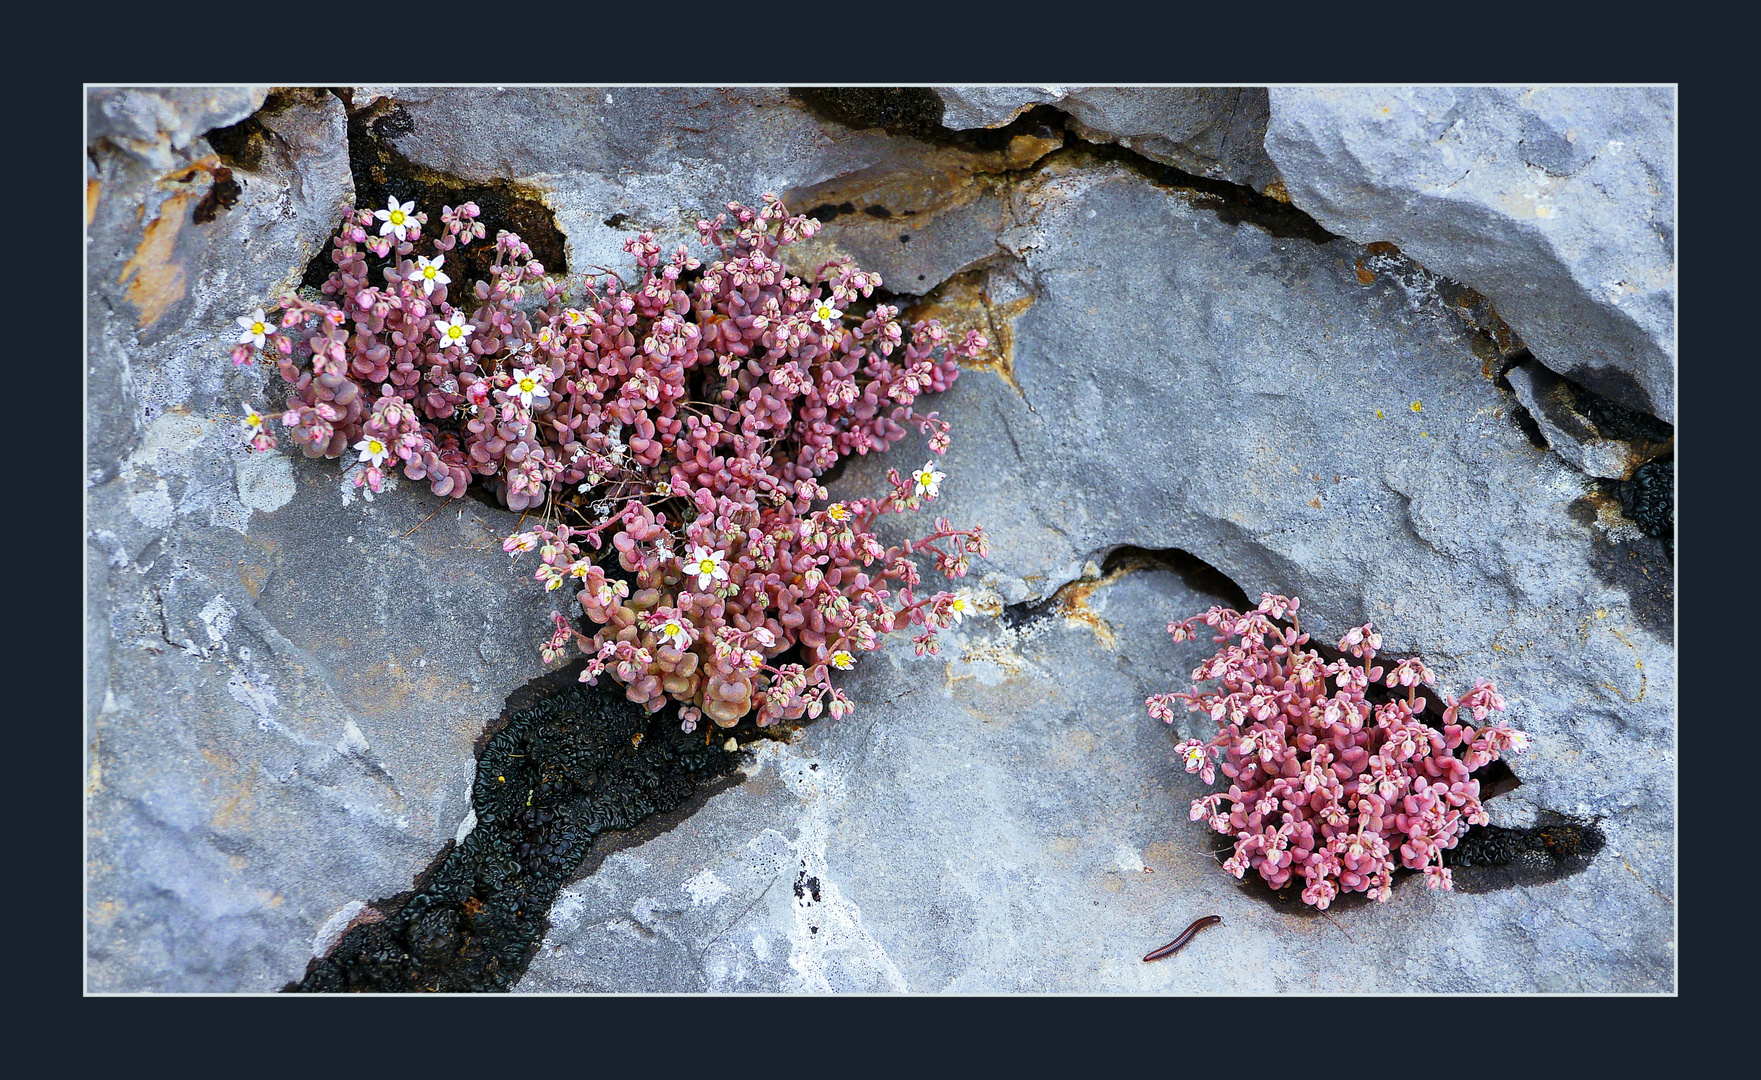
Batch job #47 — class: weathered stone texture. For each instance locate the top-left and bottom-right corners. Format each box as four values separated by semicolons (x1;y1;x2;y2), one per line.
1264;87;1676;423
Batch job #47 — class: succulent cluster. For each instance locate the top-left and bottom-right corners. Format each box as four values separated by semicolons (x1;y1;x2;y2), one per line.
1147;594;1528;909
234;193;988;728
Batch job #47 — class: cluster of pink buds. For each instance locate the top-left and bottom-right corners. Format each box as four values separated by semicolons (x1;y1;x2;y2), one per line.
233;191;990;728
1149;593;1529;908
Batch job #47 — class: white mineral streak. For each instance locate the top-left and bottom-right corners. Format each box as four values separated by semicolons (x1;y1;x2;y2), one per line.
744;740;908;993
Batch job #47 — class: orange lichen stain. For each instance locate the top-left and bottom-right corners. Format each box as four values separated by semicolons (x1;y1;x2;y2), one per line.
239;560;269;600
86;177;101;227
1308;497;1323;510
1058;579;1116;648
256;889;285;908
118;192;197;328
201;747;257;831
1354;258;1376;285
904;270;1033;398
116;156;232;329
1262;179;1291;204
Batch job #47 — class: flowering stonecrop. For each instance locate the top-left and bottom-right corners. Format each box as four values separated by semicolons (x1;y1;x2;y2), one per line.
1148;594;1528;909
231;193;989;729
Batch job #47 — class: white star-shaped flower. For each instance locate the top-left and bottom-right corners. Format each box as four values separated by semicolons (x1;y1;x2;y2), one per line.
240;402;265;436
413;255;450;296
354;434;390;468
829;650;855;670
1183;744;1207;771
436;311;474;349
947;590;974;625
810;298;843;330
912;461;945;498
235;308;271;348
375;196;417;241
684;544;729;591
657;618;692;650
510;368;550;409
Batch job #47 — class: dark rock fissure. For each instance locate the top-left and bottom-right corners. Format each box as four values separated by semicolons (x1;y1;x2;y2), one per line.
296;88;569;295
285;662;745;993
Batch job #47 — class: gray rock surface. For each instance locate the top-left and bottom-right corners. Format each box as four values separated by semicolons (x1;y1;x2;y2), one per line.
86;87;554;991
363;86;1058;300
935;86;1285;196
1506;360;1672;480
89;87;270;168
88;87;1674;994
1264;87;1676;423
516;158;1674;993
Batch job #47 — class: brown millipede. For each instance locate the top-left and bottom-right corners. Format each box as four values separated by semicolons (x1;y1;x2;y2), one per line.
1142;915;1222;962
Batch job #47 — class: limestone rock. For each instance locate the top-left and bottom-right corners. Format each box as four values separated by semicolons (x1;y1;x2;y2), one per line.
519;159;1673;993
1263;87;1676;423
1506;360;1673;480
87;88;1674;994
89;87;270;168
935;86;1285;196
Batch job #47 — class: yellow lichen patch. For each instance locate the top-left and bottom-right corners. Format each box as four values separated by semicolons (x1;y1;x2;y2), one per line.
952;637;1033;682
86;177;101;227
905;269;1034;397
1603;625;1648;703
1262;179;1291;204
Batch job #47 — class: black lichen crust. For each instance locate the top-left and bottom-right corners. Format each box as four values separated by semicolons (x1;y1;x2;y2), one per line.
287;667;738;993
1613;457;1674;542
1443;816;1605;893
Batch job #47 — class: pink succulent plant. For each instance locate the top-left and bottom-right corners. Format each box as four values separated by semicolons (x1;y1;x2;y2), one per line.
1149;593;1528;908
233;194;988;728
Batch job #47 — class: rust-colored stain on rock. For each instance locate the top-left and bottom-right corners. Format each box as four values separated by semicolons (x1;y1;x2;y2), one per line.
117;157;231;329
906;270;1035;398
86;177;101;228
118;192;195;328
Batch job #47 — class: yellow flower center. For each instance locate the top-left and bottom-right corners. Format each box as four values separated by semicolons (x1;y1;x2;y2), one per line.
368;439;383;454
390;210;406;225
699;560;717;575
448;326;462;339
251;321;265;335
520;378;536;392
423;266;436;279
